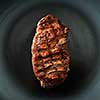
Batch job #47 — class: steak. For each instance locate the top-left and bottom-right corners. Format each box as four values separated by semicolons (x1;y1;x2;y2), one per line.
31;14;70;88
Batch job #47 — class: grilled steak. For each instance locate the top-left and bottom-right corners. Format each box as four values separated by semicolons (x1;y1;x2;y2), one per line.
31;14;70;88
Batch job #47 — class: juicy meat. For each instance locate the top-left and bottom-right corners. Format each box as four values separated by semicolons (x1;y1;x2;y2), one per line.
31;14;70;88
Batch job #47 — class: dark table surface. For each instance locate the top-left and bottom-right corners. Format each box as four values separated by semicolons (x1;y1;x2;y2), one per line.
0;0;100;100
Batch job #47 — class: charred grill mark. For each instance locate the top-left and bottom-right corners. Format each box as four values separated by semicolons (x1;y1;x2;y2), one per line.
45;33;56;71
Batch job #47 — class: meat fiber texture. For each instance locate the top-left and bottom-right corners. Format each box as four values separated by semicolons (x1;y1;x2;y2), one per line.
31;14;70;88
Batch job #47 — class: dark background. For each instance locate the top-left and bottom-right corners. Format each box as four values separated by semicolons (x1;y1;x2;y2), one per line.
0;0;100;100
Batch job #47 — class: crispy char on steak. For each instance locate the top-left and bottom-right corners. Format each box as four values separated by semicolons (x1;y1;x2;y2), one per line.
31;14;70;88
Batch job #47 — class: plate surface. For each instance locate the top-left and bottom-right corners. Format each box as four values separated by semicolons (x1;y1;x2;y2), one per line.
0;0;100;100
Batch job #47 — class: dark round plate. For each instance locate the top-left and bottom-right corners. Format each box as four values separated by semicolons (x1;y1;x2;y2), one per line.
0;0;100;100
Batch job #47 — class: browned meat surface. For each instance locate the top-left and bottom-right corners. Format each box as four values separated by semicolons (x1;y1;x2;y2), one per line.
31;14;70;88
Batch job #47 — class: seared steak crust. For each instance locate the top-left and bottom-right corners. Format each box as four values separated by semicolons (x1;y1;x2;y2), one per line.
31;14;70;88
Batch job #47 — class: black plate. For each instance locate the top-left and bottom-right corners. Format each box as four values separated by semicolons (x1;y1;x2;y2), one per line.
0;0;100;100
